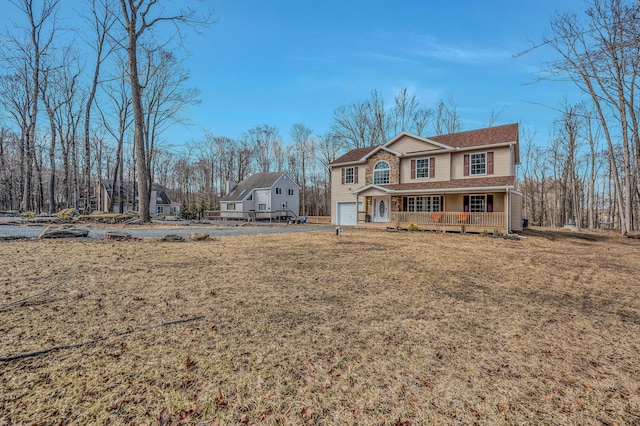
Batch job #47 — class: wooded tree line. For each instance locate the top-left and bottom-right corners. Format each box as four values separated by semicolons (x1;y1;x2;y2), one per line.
519;0;640;234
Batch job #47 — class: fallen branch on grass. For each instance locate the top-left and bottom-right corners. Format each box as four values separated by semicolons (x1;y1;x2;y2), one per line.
0;276;75;312
0;316;203;362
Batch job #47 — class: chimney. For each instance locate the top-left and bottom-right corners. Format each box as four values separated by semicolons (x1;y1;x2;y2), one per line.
226;181;237;193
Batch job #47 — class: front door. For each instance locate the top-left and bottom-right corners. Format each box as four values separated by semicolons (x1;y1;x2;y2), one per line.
373;197;388;222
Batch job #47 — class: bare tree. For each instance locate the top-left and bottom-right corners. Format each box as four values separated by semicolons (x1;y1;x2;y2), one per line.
484;106;507;128
243;124;280;173
96;52;132;213
139;47;200;189
316;132;343;214
391;88;418;135
116;0;212;222
433;97;462;135
290;123;314;215
5;0;60;211
0;70;33;211
80;0;117;213
331;99;371;150
537;0;639;234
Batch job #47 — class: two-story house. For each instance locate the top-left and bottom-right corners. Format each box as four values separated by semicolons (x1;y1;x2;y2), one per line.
220;172;300;220
329;124;523;233
96;179;180;217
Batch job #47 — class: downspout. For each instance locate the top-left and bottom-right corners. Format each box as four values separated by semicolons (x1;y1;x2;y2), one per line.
506;188;511;234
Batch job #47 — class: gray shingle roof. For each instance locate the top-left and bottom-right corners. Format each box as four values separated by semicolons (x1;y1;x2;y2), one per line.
220;172;286;202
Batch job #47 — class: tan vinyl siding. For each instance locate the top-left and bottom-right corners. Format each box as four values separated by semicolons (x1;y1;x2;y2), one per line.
451;147;512;180
493;193;505;212
510;191;523;231
330;166;366;223
389;135;440;153
445;194;464;211
400;153;451;183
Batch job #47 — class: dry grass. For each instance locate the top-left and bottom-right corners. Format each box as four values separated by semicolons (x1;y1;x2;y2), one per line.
1;228;639;425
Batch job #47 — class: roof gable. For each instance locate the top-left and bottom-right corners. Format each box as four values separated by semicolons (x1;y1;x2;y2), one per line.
384;133;448;154
221;172;293;202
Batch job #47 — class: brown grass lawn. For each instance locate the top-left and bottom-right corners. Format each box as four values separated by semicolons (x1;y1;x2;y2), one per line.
1;228;639;425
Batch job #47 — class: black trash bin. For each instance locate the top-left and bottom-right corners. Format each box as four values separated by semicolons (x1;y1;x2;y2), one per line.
365;214;371;222
522;218;529;229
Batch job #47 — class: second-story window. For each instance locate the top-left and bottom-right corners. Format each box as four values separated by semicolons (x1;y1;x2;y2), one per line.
373;161;390;184
470;153;486;175
344;167;355;184
416;159;430;178
287;188;294;195
275;187;282;195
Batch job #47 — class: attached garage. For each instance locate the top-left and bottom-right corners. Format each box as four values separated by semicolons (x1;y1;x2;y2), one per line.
336;202;357;226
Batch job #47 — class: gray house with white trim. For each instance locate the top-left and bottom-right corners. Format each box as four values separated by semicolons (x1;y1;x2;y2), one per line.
220;172;300;219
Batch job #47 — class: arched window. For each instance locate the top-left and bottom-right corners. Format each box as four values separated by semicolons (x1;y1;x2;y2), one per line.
373;161;390;184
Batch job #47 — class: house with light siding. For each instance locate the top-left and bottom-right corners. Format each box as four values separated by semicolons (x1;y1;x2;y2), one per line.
96;179;180;217
329;124;523;233
220;172;300;220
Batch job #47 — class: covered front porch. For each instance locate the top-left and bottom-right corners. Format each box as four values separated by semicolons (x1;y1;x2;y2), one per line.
355;191;508;233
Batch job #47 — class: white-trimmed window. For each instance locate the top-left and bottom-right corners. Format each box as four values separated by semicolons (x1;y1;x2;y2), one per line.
405;196;442;212
227;203;236;210
416;159;430;178
470;153;486;175
287;188;294;195
373;161;390;184
342;166;359;184
275;187;282;195
173;206;180;213
344;167;355;184
247;193;253;201
258;203;267;210
157;206;164;215
470;195;486;212
464;194;493;212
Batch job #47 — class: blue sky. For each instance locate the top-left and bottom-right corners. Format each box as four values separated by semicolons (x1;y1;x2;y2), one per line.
2;0;590;149
184;0;588;146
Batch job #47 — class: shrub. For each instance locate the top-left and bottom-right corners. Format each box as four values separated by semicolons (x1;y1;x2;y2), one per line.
407;222;420;232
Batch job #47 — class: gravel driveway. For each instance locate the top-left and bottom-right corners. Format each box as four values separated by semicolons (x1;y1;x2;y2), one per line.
0;222;334;240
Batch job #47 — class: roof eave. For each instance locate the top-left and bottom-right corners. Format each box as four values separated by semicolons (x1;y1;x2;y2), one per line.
384;185;515;195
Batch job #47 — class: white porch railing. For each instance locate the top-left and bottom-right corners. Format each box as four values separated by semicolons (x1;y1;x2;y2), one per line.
390;211;505;228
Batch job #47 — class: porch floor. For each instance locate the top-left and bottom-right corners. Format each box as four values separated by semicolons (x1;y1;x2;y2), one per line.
355;222;508;234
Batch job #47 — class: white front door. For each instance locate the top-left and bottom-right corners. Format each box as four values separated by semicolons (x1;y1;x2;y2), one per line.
373;197;388;222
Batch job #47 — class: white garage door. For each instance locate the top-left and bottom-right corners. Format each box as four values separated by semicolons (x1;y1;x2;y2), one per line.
337;202;357;226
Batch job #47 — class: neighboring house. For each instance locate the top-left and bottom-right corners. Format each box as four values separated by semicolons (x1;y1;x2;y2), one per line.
220;172;300;219
96;179;179;217
329;124;523;233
